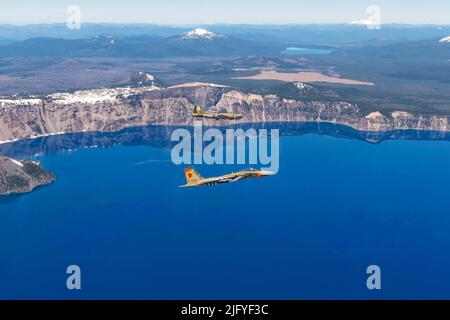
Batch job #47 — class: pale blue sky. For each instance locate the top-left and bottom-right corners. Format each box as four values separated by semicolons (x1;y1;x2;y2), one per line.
1;0;450;25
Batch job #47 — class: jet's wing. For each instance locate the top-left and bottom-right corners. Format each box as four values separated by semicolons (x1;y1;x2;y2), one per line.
216;175;244;183
199;175;243;186
229;176;245;182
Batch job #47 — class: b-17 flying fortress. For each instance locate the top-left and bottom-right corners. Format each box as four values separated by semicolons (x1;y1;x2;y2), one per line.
192;106;243;120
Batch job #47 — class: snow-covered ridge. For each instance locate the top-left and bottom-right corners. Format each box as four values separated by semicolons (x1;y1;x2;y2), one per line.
0;72;161;107
0;98;41;106
180;28;221;40
50;86;159;105
0;78;227;107
0;79;230;107
294;82;314;91
0;86;160;107
168;82;229;89
0;81;226;107
439;36;450;43
365;111;385;119
349;19;379;27
137;72;154;81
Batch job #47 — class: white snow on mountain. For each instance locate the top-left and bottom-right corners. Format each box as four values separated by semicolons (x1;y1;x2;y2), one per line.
8;158;24;167
0;74;161;107
133;72;156;86
50;86;159;105
439;36;450;43
180;28;222;40
168;82;228;89
294;82;314;91
349;19;379;27
0;98;41;107
135;72;154;81
144;73;154;81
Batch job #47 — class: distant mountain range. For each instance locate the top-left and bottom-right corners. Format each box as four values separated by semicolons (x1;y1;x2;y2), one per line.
2;23;450;44
1;26;450;60
0;28;282;58
339;37;450;60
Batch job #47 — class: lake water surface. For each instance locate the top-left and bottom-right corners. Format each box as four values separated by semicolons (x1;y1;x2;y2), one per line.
1;123;450;299
281;47;334;56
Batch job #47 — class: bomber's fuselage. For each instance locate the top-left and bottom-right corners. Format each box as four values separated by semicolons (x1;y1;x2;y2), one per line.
192;106;243;120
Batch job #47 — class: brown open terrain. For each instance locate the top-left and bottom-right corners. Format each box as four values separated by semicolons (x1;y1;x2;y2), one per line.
234;70;374;86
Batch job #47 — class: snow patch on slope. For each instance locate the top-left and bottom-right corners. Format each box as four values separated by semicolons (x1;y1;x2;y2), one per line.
365;111;384;119
168;82;229;89
50;86;159;105
0;98;41;107
294;82;314;91
180;28;221;40
349;19;379;27
9;158;24;167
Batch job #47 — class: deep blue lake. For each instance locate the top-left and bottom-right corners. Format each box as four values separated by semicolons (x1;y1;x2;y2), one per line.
281;47;334;56
1;123;450;299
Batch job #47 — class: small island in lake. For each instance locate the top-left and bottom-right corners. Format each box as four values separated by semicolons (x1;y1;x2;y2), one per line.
0;156;55;196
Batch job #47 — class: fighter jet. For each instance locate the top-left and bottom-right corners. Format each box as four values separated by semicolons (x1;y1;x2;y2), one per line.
192;106;243;120
180;167;274;187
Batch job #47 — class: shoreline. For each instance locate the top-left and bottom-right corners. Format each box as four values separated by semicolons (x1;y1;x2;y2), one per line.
1;81;449;145
1;119;450;146
0;131;68;145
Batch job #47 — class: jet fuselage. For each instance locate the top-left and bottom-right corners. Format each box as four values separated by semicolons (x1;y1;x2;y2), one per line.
180;167;273;187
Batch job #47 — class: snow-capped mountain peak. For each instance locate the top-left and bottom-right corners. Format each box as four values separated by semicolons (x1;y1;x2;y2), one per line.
438;36;450;43
136;71;154;81
349;19;379;27
180;28;221;40
294;82;314;91
129;72;161;88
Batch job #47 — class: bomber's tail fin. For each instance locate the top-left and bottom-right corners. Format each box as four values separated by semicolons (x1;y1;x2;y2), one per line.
193;106;204;114
184;167;203;185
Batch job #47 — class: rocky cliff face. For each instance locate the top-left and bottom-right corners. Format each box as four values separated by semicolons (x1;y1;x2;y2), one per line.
0;157;55;195
0;82;449;143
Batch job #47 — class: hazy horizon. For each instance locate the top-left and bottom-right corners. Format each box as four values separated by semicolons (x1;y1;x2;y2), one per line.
1;22;450;27
2;0;450;25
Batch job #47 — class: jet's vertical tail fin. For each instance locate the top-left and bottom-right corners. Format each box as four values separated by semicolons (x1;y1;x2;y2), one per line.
184;167;203;185
193;106;204;114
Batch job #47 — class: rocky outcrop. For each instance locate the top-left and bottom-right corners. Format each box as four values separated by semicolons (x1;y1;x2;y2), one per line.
0;82;449;144
0;157;55;195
